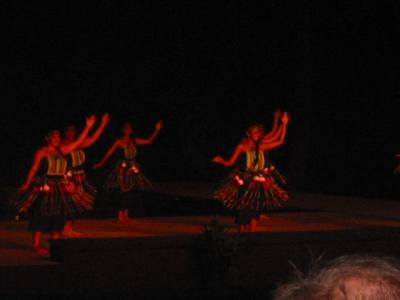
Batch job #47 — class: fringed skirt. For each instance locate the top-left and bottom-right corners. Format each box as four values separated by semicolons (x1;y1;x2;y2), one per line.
105;160;152;193
215;169;289;213
14;175;94;231
268;164;287;187
70;168;97;197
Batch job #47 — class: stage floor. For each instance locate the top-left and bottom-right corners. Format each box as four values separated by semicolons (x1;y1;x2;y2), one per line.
2;211;400;266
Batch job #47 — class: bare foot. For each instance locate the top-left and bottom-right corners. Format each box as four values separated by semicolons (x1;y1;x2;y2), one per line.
260;214;271;220
33;246;49;257
61;231;83;238
52;232;61;239
70;231;83;237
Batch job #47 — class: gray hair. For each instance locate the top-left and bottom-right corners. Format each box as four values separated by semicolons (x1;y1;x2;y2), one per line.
274;255;400;300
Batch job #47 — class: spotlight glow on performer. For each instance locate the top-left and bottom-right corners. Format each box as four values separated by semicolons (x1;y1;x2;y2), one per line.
61;113;110;236
213;111;290;233
94;120;163;223
16;116;96;256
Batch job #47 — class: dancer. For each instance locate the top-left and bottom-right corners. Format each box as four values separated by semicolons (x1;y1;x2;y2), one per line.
94;120;163;222
17;116;96;255
213;112;290;233
62;113;110;236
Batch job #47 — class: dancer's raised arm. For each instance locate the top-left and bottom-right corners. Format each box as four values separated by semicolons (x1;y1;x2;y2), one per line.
261;112;290;151
80;113;110;149
263;109;289;144
135;121;163;145
263;109;282;142
19;150;46;192
93;139;120;169
213;144;245;167
61;116;96;154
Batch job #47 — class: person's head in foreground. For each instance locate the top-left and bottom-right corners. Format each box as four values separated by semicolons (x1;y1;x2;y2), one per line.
274;255;400;300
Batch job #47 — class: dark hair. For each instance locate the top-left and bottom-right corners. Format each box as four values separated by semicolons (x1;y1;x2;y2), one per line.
274;255;400;300
45;130;60;142
122;122;133;133
247;124;265;134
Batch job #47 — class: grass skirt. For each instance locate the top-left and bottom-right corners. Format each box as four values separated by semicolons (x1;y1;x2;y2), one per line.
214;168;289;212
13;175;94;231
105;160;152;193
71;168;97;197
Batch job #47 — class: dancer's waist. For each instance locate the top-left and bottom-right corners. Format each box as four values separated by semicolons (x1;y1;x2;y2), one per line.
45;175;67;179
120;159;137;165
245;167;275;174
71;167;85;174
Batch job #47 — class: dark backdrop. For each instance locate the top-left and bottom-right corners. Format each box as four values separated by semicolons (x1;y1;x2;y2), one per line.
1;1;400;199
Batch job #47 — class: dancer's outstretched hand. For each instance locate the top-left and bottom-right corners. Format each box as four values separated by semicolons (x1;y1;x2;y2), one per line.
155;120;163;131
274;109;282;119
18;183;29;193
86;115;96;128
101;113;110;125
212;156;224;164
281;112;290;124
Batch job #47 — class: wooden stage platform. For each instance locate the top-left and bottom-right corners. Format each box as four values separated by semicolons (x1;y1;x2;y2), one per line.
2;212;400;265
1;184;400;298
2;213;400;298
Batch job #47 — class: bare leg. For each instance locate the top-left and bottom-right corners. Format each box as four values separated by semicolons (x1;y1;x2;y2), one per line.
260;213;270;220
246;224;252;232
250;218;258;232
123;209;129;221
32;231;41;248
52;232;61;239
117;210;124;223
32;231;49;256
62;221;72;236
62;221;82;237
239;224;252;233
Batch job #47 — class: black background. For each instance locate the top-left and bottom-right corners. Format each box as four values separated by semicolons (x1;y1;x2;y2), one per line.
2;1;400;199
